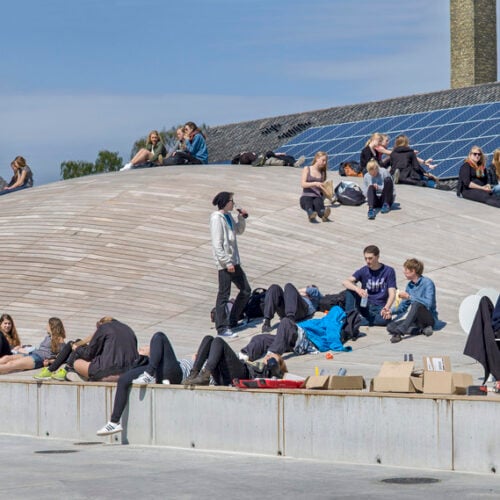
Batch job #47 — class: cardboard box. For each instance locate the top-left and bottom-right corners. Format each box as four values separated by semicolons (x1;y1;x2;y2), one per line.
421;356;473;395
304;375;365;390
372;361;417;393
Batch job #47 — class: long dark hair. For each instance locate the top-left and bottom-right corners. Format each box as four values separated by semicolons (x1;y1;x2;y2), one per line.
0;313;20;348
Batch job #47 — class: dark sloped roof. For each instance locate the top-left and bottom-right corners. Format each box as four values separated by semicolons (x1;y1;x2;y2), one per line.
207;82;500;162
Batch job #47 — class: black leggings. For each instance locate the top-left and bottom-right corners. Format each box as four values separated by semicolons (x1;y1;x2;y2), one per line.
367;178;394;208
193;335;249;385
300;195;325;215
264;283;310;322
110;332;182;423
462;189;500;208
163;151;202;165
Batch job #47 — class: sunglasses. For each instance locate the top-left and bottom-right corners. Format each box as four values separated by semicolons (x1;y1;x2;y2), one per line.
471;152;481;156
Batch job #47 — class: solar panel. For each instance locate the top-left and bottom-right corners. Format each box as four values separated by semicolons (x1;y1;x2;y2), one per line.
280;102;500;178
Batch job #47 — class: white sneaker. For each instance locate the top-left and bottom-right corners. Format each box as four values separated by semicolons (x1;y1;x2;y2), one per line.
120;162;133;171
238;352;249;362
132;371;156;385
97;421;123;436
294;155;306;168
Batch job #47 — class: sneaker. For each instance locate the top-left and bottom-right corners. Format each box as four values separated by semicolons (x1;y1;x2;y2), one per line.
132;371;156;385
294;155;306;168
184;369;211;386
120;162;133;171
65;371;87;382
238;351;249;362
422;326;433;337
381;203;390;214
261;319;272;333
367;208;376;220
321;206;331;222
390;334;402;344
218;328;238;338
97;421;123;436
252;154;266;167
33;367;52;380
393;168;400;184
51;367;68;381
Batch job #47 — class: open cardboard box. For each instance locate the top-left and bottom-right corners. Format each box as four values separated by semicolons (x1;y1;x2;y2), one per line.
421;356;473;395
371;361;417;393
304;375;365;390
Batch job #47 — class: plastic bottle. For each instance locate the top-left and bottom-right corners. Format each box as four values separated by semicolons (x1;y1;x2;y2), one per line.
360;292;368;308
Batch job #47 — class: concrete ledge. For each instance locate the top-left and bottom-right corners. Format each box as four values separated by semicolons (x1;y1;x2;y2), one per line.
1;379;498;473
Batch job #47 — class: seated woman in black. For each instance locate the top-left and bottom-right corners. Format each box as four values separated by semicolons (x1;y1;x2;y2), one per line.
389;135;436;186
360;133;382;174
458;146;500;208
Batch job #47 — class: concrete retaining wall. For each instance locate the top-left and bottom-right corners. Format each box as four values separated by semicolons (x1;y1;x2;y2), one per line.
1;380;498;474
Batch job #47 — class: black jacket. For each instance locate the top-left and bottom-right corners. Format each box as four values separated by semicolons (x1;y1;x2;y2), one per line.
463;296;500;382
389;146;426;185
77;319;139;380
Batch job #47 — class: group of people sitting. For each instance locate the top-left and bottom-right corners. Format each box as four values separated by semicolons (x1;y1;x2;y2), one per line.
0;156;34;195
120;122;208;171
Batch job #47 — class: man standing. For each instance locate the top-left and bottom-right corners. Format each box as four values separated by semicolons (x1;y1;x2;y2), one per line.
387;258;438;343
210;191;251;337
342;245;396;327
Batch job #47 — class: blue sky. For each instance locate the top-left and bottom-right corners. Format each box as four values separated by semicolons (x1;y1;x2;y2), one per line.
0;0;496;185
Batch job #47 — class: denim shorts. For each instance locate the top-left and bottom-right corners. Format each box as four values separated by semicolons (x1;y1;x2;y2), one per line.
26;352;44;369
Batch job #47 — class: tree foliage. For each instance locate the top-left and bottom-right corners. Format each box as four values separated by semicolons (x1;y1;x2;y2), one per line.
60;150;123;180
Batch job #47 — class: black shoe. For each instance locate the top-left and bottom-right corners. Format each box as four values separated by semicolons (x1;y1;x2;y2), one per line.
390;334;402;344
185;369;211;386
306;208;317;222
261;319;272;333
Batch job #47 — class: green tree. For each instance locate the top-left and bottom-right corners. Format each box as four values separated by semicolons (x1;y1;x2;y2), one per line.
60;150;123;180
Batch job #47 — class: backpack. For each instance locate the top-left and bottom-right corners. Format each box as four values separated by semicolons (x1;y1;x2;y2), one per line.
341;310;362;343
242;288;267;322
334;181;366;206
339;161;362;177
210;299;234;323
318;291;346;312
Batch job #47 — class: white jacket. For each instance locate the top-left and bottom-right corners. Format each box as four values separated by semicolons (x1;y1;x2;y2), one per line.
210;211;246;270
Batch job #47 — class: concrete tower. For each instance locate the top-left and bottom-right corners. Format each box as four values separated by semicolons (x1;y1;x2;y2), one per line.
450;0;497;88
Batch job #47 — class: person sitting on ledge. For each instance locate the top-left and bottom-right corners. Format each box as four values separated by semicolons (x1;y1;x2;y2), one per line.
0;318;66;374
69;317;139;382
121;130;167;171
387;258;439;344
0;156;34;195
96;331;195;436
299;151;331;222
457;146;500;208
261;283;323;333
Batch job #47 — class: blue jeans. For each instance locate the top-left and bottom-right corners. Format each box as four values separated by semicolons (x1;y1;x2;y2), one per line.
344;289;390;326
492;184;500;197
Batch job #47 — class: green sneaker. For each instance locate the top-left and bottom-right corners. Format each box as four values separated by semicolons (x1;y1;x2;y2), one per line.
51;367;67;381
33;367;52;380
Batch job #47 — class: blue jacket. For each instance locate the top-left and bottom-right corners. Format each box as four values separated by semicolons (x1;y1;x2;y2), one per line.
299;306;352;352
186;133;208;164
392;275;438;323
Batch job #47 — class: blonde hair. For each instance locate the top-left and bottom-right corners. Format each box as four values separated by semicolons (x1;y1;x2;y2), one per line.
366;159;380;173
312;151;328;178
467;145;486;166
365;133;382;147
48;317;66;354
394;135;409;148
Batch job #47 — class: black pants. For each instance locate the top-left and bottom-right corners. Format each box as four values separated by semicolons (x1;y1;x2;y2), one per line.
264;283;310;322
299;195;325;216
215;264;251;332
46;341;74;372
193;335;249;385
367;178;394;208
387;302;434;336
462;189;500;208
242;317;298;361
110;332;182;423
163;151;202;165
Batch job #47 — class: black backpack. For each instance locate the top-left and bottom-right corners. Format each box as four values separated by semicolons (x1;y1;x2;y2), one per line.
335;181;366;206
318;291;346;312
341;310;362;343
242;288;267;322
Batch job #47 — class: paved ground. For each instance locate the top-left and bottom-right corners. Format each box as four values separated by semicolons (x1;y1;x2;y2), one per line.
0;434;498;499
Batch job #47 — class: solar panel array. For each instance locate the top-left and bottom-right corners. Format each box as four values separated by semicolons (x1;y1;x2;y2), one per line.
279;102;500;178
